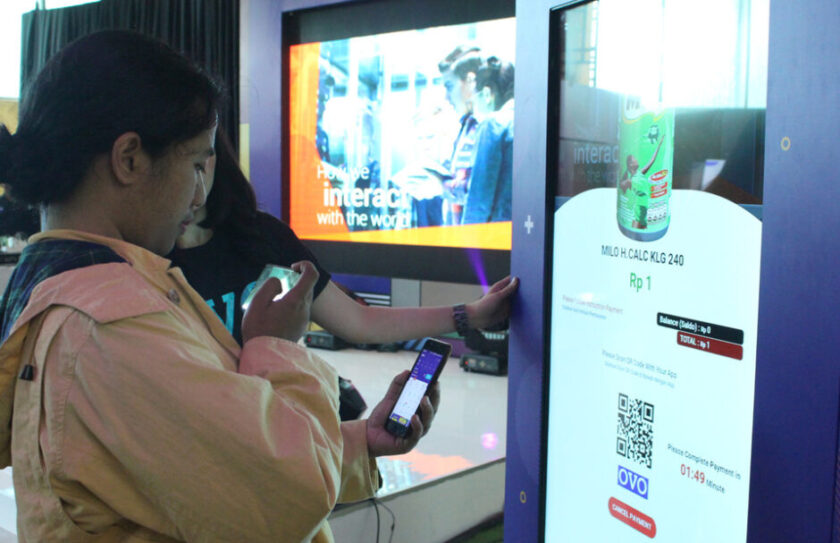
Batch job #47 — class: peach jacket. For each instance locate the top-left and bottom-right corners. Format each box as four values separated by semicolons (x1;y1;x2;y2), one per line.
0;230;378;542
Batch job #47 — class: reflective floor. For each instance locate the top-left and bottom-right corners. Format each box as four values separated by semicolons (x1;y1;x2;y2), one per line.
0;346;508;535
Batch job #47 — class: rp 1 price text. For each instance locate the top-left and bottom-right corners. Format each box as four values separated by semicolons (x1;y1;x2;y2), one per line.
630;272;651;292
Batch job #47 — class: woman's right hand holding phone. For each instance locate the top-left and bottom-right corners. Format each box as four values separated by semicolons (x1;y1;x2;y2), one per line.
364;370;441;457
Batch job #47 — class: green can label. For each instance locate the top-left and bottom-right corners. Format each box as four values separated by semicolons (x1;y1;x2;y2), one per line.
616;98;674;242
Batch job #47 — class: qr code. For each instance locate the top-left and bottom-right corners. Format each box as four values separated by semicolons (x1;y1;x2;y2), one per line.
616;393;654;469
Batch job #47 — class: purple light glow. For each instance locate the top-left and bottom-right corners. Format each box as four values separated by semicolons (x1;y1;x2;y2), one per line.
481;432;499;450
467;248;489;293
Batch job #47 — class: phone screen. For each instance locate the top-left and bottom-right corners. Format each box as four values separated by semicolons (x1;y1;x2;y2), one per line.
386;342;449;437
241;264;301;310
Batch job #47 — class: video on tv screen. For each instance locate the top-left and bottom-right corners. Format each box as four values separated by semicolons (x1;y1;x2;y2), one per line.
287;14;515;253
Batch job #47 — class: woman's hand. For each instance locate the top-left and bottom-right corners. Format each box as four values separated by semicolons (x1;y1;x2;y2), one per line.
466;275;519;329
241;261;319;343
365;370;440;457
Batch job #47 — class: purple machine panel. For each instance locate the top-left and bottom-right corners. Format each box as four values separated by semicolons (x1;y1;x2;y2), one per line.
503;0;555;540
748;0;840;541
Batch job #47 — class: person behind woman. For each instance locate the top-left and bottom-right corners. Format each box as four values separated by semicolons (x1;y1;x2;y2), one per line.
170;128;518;349
0;30;436;542
462;56;515;225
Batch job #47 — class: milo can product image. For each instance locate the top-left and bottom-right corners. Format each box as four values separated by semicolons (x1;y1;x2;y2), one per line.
616;97;674;241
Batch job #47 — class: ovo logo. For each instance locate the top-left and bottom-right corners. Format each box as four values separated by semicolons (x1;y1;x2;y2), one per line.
617;465;649;499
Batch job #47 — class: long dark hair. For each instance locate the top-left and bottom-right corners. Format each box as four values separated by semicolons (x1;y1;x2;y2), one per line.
0;30;223;205
199;129;258;235
200;128;281;267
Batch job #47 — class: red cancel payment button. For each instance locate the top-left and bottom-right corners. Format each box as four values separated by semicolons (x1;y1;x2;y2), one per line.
609;497;657;538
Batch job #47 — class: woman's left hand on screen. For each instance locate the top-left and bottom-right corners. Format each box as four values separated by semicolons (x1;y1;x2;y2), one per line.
467;275;519;329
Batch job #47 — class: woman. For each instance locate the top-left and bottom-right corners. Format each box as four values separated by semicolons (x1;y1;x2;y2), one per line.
462;56;515;225
0;30;436;542
169;128;518;348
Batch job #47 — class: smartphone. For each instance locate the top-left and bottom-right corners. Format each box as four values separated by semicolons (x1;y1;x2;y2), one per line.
241;264;302;310
385;338;451;438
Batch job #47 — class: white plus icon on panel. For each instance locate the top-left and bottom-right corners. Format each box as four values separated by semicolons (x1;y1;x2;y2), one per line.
524;215;535;234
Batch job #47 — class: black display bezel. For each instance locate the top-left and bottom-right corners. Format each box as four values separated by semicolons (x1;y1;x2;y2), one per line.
540;1;596;539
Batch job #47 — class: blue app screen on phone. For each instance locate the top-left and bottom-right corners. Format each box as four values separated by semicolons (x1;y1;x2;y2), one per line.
388;350;444;427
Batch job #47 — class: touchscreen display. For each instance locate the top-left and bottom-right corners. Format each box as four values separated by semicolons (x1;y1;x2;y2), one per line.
544;1;768;541
389;349;445;429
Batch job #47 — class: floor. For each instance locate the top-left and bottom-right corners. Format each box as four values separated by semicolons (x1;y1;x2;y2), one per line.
0;344;508;537
446;512;504;543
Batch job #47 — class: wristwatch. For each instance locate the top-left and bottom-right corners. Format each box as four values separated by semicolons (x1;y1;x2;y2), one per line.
452;303;471;337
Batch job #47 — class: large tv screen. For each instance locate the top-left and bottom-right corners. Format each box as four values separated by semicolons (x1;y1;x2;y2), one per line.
284;0;515;283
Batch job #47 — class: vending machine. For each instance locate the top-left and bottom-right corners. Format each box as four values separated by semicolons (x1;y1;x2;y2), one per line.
506;0;840;541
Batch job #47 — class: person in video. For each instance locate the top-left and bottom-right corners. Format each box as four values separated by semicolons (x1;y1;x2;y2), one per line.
316;71;335;163
169;128;519;350
438;45;482;226
462;56;515;225
0;30;439;542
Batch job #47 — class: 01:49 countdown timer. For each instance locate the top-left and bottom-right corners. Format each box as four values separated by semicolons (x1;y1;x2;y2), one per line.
680;464;705;484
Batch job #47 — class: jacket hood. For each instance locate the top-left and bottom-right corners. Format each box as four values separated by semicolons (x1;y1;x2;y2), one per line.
0;240;126;467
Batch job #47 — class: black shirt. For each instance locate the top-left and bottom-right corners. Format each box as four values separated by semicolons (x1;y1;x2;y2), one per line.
168;212;330;344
